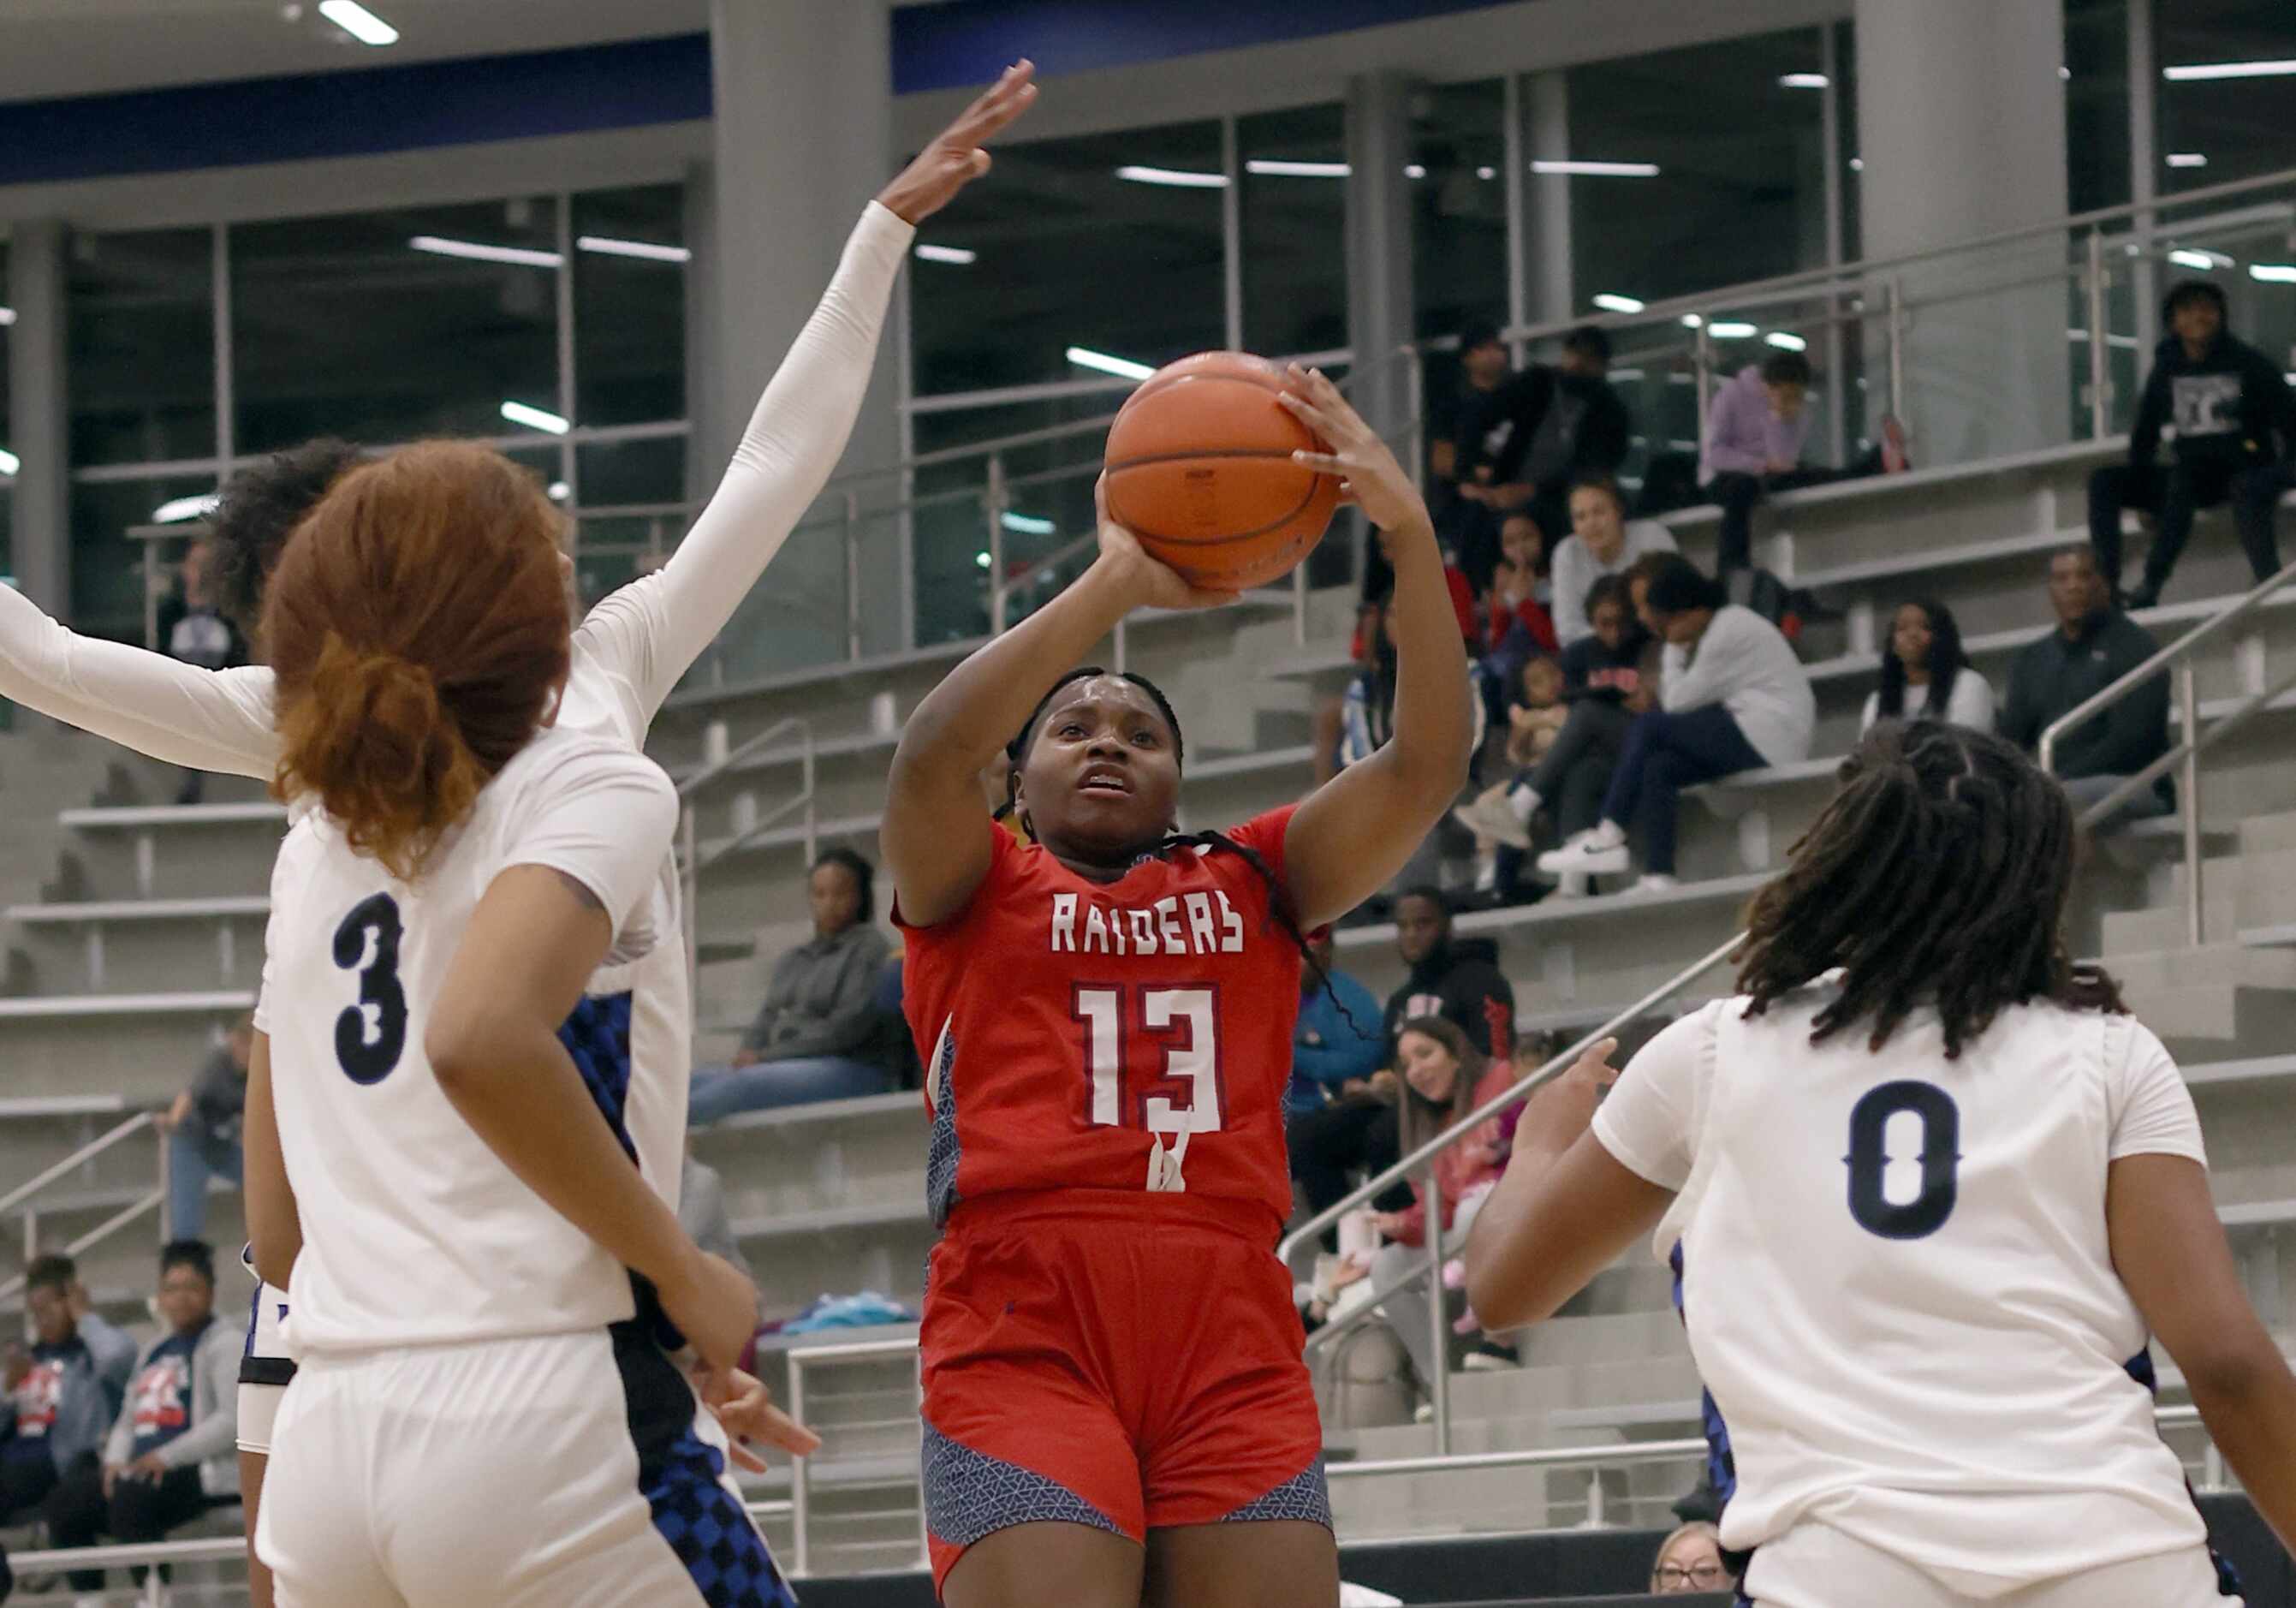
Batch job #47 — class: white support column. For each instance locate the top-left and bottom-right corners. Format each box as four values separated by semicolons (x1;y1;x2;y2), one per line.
8;219;69;616
1522;71;1573;334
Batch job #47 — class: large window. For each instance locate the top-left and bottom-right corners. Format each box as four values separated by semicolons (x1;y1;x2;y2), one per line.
1240;104;1348;356
1412;80;1509;343
2156;0;2296;194
907;119;1227;396
231;198;562;453
573;185;688;429
69;229;216;468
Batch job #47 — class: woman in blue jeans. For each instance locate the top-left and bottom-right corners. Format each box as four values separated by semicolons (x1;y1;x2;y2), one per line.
1539;557;1813;894
162;1014;252;1238
688;848;901;1123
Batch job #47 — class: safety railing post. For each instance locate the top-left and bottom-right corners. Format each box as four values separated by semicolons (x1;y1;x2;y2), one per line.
844;491;863;662
1885;276;1906;421
2085;228;2113;439
788;1355;811;1577
986;455;1009;635
2180;662;2203;945
1425;1163;1450;1457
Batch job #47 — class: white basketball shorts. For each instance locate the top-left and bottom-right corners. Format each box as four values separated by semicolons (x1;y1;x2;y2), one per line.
1745;1522;2241;1607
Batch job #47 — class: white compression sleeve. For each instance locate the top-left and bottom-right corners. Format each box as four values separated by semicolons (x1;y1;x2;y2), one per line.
0;582;278;778
578;201;916;724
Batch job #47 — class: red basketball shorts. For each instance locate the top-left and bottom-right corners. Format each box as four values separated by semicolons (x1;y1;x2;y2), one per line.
919;1192;1330;1593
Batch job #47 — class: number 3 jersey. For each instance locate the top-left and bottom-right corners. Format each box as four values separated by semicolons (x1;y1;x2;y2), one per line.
1594;985;2212;1591
897;807;1306;1242
257;725;678;1355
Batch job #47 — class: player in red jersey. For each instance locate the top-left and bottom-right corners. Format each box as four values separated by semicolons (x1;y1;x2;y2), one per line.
885;366;1473;1608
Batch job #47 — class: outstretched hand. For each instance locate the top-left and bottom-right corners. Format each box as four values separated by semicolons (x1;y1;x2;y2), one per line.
1512;1037;1621;1162
1278;366;1432;539
695;1363;822;1474
1091;474;1241;614
877;61;1039;225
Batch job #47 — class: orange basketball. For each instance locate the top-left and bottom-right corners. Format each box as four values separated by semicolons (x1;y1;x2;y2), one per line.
1102;351;1342;592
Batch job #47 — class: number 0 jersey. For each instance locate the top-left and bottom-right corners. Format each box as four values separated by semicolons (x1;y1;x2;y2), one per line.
256;726;678;1355
897;807;1305;1240
1595;986;2212;1591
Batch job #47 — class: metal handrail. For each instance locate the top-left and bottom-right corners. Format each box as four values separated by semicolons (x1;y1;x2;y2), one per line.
0;1110;154;1218
0;1110;165;1312
2039;555;2296;944
784;1333;927;1578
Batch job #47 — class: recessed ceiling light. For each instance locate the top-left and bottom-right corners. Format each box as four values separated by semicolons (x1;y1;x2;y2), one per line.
2166;152;2209;169
1066;347;1157;381
1779;74;1829;89
1001;512;1056;534
1591;294;1645;314
409;235;562;269
1114;165;1229;189
501;401;571;434
152;493;222;524
2250;264;2296;283
0;449;21;475
1532;159;1661;178
1706;321;1758;338
1246;159;1349;178
575;235;690;264
318;0;397;46
2164;59;2296;81
914;244;978;265
1764;331;1808;352
1405;164;1428;180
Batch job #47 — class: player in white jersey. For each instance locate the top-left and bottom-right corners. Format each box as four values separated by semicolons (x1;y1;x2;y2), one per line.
0;64;1037;1603
1466;722;2296;1606
237;438;775;1605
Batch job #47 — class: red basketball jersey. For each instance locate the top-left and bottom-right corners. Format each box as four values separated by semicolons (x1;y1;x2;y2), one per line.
898;806;1305;1241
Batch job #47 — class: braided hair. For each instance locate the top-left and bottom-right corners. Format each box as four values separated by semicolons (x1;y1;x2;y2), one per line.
1734;720;2124;1058
999;667;1367;1040
1873;599;1971;723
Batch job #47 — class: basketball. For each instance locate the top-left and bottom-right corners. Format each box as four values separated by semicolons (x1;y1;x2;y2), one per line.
1102;351;1343;592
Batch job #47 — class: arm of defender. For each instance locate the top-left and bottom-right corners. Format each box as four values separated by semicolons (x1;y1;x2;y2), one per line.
242;1031;300;1291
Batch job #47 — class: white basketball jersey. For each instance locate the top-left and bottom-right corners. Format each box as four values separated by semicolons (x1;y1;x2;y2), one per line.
1594;986;2211;1590
257;725;677;1355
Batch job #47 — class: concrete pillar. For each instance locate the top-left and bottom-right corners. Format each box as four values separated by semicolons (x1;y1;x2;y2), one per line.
1522;72;1574;335
1341;70;1417;590
705;0;902;665
7;220;68;616
1855;0;2071;463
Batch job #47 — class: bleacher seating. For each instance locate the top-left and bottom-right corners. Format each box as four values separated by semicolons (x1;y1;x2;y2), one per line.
5;434;2295;1578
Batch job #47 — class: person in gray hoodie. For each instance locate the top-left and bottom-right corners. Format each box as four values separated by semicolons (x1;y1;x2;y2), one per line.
0;1256;124;1527
1539;556;1813;893
46;1241;239;1592
688;848;899;1123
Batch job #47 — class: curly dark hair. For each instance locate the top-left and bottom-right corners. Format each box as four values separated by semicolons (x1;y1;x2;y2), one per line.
209;438;366;640
1734;721;2124;1057
1873;598;1972;722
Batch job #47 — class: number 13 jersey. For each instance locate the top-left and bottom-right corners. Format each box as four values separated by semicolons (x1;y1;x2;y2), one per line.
258;726;678;1355
1594;985;2213;1592
898;807;1306;1242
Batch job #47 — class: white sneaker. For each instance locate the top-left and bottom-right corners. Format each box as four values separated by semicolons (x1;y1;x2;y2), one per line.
1631;873;1680;895
1453;783;1532;849
1537;831;1629;878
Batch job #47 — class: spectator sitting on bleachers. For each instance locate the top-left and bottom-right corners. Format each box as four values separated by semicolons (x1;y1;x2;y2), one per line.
48;1242;238;1595
1472;514;1560;720
1651;1521;1737;1595
1999;545;2172;829
1859;599;1995;734
2088;279;2296;610
158;1012;251;1242
0;1259;128;1540
1285;927;1385;1117
1539;557;1814;893
1365;1016;1518;1400
1462;656;1567;908
1700;352;1904;574
1288;890;1514;1245
157;538;248;806
1457;575;1651;894
1549;474;1676;647
1341;603;1487;891
688;848;900;1124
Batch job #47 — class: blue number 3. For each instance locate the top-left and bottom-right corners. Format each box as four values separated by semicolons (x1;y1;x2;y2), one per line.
1845;1080;1961;1240
331;894;407;1085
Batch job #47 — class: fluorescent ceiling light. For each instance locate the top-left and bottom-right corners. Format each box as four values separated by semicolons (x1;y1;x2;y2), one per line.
575;235;689;264
1706;321;1758;338
1591;294;1645;314
1476;165;1496;181
1001;512;1056;535
1849;157;1865;172
1246;159;1349;178
975;551;991;569
152;493;220;524
1680;314;1703;329
0;449;18;475
914;244;978;265
1779;74;1829;89
1532;159;1660;177
2166;152;2210;169
1764;331;1808;352
500;400;570;434
2168;247;2232;270
409;235;562;269
547;481;571;503
318;0;397;46
0;307;14;326
1115;165;1228;189
2251;264;2296;283
1405;164;1428;180
1066;346;1157;381
2164;59;2296;81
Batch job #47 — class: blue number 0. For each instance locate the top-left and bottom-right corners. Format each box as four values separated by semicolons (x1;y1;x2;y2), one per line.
331;894;407;1086
1844;1080;1961;1240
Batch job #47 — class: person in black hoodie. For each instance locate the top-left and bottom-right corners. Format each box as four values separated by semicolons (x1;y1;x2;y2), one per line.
1998;545;2171;826
1288;888;1516;1243
2088;280;2296;608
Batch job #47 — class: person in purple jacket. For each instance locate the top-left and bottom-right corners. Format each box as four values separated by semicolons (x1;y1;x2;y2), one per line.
1700;351;1903;571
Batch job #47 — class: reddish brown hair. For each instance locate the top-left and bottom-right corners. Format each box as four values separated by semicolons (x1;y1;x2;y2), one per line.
264;441;570;878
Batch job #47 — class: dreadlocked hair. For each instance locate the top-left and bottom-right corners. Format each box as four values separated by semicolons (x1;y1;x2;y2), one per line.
998;666;1371;1045
1734;719;2125;1058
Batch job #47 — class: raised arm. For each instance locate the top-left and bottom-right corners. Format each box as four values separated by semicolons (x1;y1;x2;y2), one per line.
584;64;1039;722
1279;368;1476;929
883;484;1236;928
0;582;277;777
